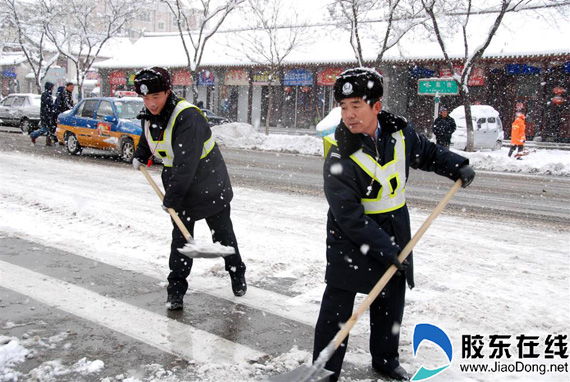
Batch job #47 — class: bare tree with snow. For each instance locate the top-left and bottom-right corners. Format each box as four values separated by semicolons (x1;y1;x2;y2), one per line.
163;0;245;102
327;0;426;66
43;0;138;100
228;0;309;134
3;0;59;93
421;0;518;152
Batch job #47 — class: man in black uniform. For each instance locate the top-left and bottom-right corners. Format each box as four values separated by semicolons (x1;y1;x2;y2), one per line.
312;68;475;381
132;67;247;310
432;106;456;148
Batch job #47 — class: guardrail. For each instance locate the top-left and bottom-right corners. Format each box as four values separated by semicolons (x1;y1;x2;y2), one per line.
503;140;570;151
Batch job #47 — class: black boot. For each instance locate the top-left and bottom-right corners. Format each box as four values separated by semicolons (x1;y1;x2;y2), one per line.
166;294;184;310
229;264;247;297
373;364;410;381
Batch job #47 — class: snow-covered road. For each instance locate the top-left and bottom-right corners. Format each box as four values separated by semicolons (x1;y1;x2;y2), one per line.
1;150;568;381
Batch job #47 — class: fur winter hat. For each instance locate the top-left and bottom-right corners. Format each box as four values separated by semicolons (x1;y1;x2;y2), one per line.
333;67;383;103
134;67;171;95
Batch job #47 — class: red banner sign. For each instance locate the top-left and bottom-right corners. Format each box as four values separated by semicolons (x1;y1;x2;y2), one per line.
317;68;342;86
173;70;192;86
109;71;126;85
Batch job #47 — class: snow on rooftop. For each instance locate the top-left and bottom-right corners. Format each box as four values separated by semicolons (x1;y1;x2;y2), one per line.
94;7;570;70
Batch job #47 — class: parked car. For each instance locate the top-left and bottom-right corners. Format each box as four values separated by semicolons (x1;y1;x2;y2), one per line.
0;93;42;133
56;97;144;162
201;108;232;127
449;105;504;151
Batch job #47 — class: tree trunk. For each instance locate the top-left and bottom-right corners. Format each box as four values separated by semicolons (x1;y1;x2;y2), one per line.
460;88;475;152
265;85;273;135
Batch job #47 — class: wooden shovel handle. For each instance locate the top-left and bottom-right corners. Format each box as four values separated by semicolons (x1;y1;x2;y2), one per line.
333;179;463;349
139;166;194;243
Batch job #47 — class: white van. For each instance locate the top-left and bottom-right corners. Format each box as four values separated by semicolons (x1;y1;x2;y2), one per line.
449;105;504;151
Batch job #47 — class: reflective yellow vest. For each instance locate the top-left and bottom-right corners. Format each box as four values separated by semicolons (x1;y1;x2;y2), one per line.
324;130;407;214
144;100;215;167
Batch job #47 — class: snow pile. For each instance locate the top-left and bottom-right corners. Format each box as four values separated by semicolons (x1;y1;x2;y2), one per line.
213;122;324;156
459;148;570;176
213;122;570;176
0;334;103;382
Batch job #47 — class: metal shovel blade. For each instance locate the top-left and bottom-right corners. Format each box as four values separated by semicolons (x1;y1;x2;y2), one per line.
177;241;236;258
265;364;334;382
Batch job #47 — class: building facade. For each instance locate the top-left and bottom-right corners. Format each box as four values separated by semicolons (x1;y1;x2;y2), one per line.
97;52;570;142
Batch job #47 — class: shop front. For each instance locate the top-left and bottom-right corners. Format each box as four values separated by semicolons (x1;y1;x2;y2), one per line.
223;68;249;123
251;70;280;128
197;69;216;109
172;69;192;100
316;67;343;122
283;68;314;129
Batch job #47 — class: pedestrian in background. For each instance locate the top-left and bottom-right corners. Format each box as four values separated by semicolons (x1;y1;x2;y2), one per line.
132;67;247;311
432;106;456;148
508;112;526;157
54;82;75;115
313;68;475;382
30;82;55;146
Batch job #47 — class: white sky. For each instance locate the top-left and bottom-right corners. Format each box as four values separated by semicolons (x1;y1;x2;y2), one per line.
1;124;569;381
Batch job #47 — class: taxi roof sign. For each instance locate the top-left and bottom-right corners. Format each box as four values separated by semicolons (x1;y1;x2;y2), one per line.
418;78;459;95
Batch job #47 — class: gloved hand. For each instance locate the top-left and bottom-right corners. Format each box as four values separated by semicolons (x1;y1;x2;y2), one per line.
457;164;475;188
132;158;142;171
391;257;409;272
161;205;169;213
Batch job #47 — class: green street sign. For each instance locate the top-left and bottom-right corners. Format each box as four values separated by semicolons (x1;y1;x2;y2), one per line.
418;78;459;95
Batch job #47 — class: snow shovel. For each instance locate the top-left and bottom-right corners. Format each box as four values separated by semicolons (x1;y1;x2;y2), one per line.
267;179;463;382
139;166;235;258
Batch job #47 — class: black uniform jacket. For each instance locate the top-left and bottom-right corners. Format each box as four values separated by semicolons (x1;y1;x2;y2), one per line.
433;116;457;139
324;110;468;294
135;93;233;220
40;88;55;128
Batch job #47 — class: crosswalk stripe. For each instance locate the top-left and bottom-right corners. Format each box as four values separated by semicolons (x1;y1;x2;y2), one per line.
0;260;266;365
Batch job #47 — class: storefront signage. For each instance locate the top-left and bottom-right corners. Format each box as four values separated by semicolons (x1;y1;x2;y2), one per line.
198;70;215;86
317;68;342;86
418;78;459;95
2;69;17;78
505;64;541;76
225;69;249;86
283;68;313;86
109;71;126;85
173;70;192;86
410;66;435;78
252;71;280;85
440;65;485;86
468;67;485;86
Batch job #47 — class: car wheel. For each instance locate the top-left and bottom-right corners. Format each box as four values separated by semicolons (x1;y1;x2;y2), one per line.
65;132;82;155
121;138;135;163
20;118;31;133
493;140;502;151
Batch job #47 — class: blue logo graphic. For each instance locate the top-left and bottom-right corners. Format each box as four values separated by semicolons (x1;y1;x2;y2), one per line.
412;324;453;381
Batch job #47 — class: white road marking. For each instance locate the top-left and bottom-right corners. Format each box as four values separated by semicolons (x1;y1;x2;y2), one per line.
0;260;266;365
189;277;321;327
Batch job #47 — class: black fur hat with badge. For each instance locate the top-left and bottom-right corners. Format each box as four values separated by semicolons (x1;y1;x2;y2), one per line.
134;67;172;95
333;67;384;104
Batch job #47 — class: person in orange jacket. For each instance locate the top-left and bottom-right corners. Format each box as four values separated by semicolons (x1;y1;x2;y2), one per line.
508;112;526;157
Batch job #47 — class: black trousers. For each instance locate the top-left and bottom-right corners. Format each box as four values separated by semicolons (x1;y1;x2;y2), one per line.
508;145;524;156
313;273;406;381
167;205;244;297
436;136;451;148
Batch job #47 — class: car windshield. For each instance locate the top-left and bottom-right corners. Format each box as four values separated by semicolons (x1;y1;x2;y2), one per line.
114;100;144;119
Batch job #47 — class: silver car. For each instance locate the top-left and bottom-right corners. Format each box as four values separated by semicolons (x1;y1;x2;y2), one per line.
0;93;42;133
